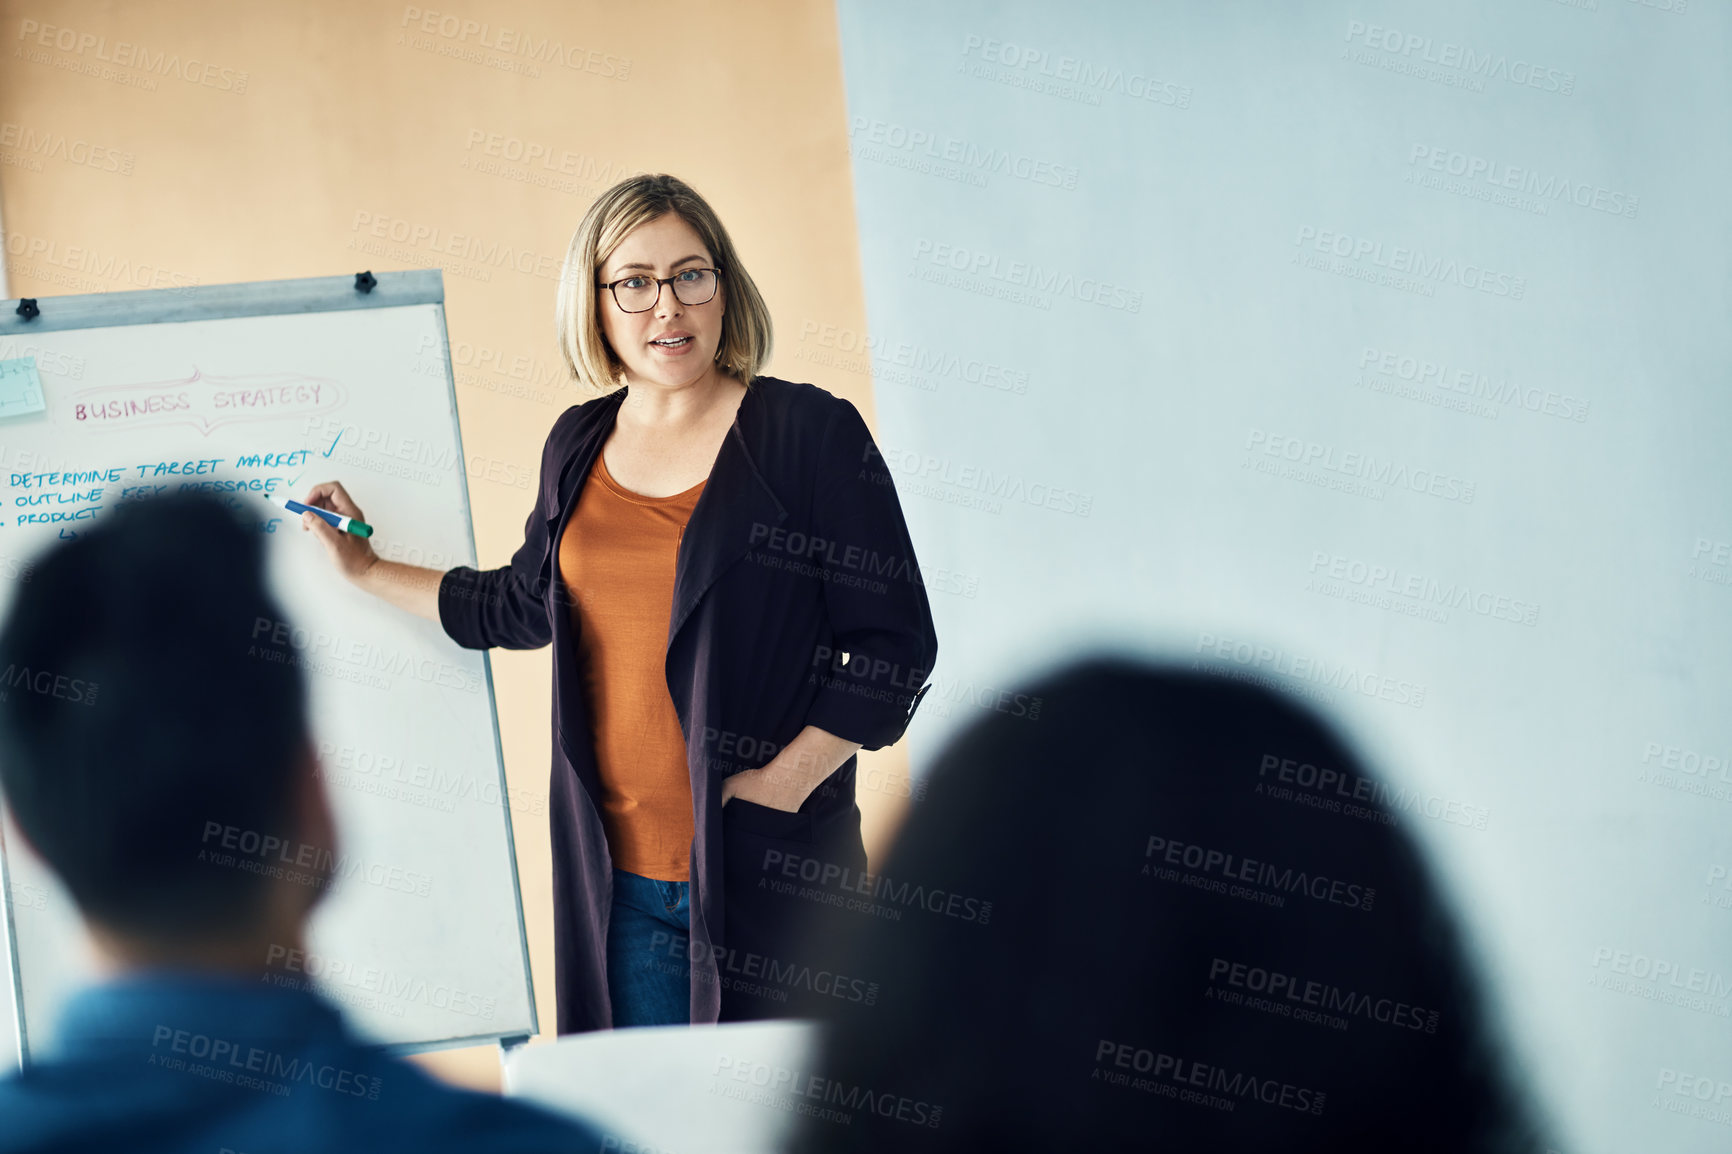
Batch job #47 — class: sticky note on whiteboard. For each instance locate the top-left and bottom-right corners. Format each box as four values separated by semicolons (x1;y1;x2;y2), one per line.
0;357;45;419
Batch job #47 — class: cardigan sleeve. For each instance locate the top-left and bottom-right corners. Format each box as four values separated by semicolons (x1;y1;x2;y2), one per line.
801;398;939;750
436;411;578;651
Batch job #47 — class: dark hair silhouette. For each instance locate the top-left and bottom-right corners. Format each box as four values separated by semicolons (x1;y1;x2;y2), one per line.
786;658;1542;1153
0;492;310;940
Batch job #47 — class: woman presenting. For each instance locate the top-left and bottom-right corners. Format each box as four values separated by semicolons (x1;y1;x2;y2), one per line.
299;173;939;1032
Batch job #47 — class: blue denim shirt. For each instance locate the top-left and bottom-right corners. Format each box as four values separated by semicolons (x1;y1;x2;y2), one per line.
0;973;604;1153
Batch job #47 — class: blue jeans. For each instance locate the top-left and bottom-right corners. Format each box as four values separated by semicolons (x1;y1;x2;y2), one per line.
606;867;692;1027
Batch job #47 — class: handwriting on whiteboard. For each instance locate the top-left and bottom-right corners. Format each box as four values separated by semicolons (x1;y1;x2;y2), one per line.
64;367;346;435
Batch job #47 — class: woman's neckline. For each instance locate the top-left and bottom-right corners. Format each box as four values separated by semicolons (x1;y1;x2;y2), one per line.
594;451;707;503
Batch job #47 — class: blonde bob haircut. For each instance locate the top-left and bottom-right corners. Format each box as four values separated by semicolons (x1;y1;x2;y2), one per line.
556;173;773;393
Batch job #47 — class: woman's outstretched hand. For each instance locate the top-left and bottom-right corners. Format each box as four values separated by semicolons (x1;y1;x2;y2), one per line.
299;480;379;583
291;484;444;626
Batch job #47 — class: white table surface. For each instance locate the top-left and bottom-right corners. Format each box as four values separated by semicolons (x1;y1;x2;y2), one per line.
503;1019;821;1154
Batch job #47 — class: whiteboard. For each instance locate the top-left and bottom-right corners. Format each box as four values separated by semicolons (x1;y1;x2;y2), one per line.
0;272;536;1067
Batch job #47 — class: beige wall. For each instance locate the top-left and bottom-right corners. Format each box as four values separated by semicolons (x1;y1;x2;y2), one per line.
0;0;913;1090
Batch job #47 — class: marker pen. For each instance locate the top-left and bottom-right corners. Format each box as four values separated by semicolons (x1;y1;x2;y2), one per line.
282;497;373;538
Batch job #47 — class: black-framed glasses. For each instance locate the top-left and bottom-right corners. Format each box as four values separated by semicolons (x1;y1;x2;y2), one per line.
597;267;722;313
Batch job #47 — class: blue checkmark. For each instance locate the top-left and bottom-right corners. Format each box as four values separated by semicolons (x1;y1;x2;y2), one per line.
322;429;345;458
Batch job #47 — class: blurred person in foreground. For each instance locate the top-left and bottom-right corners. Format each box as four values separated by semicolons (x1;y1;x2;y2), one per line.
0;493;606;1153
785;658;1547;1153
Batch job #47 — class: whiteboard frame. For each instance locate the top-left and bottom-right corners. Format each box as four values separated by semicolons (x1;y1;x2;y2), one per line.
0;814;24;1069
0;269;541;1059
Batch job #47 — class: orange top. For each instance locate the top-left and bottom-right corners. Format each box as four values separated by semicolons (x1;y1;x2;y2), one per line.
558;452;704;881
